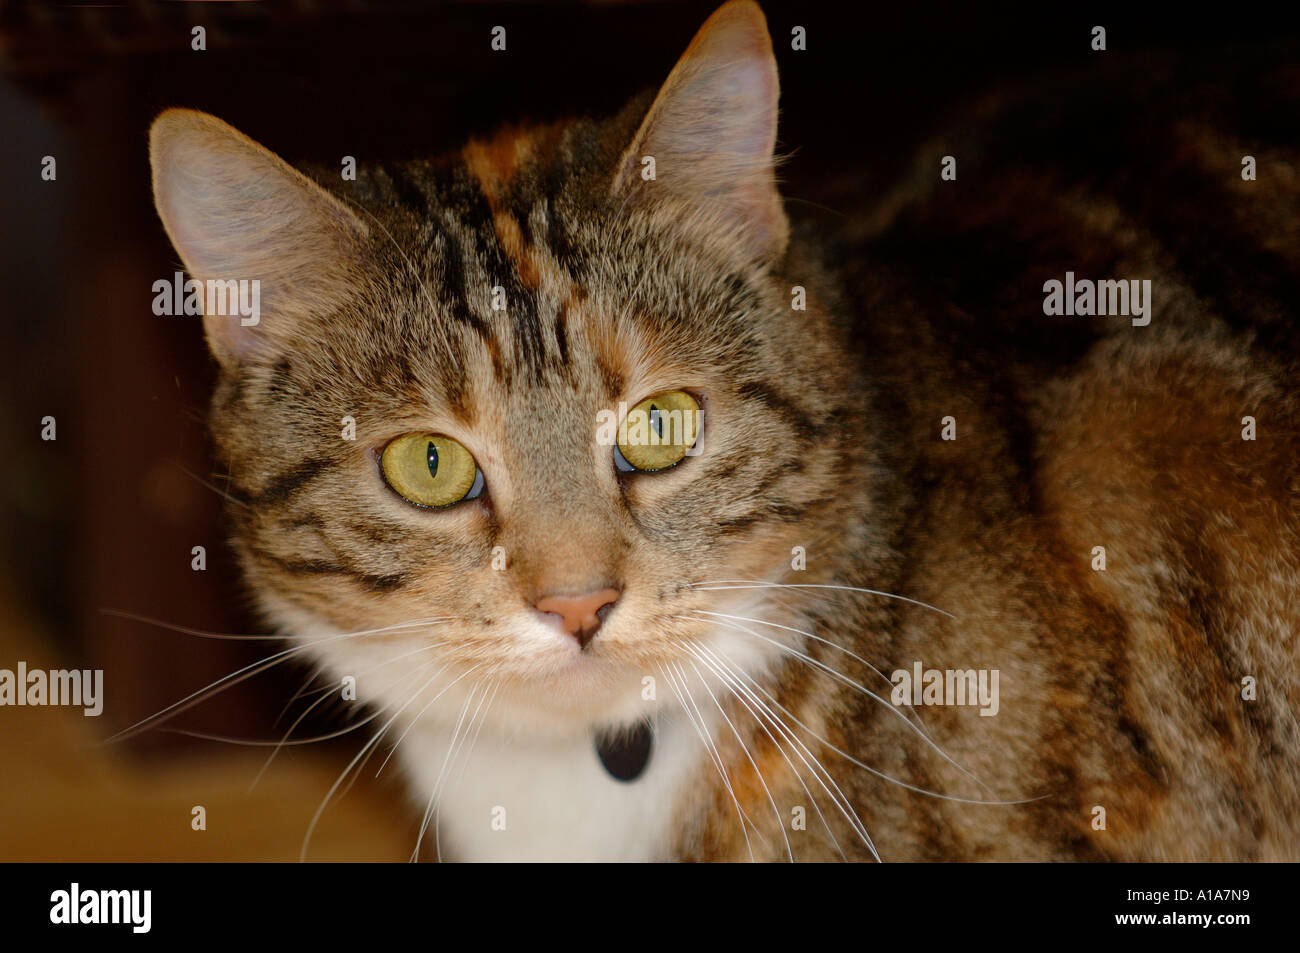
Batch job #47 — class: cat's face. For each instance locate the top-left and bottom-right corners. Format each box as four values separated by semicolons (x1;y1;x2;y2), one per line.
150;0;864;735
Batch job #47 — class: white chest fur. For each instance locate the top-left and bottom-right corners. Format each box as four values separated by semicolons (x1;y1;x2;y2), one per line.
397;711;707;862
262;593;785;862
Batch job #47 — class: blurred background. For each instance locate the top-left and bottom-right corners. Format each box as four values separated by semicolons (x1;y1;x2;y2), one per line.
0;0;1290;860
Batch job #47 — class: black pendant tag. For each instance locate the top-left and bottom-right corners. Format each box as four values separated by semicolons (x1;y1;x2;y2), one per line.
596;721;654;782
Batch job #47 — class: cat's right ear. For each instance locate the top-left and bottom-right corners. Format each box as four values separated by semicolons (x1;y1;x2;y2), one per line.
149;109;368;368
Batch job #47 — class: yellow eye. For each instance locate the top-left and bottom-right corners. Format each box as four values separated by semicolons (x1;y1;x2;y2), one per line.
381;433;483;508
615;390;702;472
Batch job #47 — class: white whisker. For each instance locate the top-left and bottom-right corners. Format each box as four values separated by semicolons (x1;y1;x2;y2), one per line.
710;643;1043;808
253;640;448;790
687;610;987;793
105;617;451;744
675;656;794;862
689;580;956;620
659;663;760;860
301;659;457;862
691;607;934;738
411;666;487;862
690;642;876;860
437;679;501;863
683;649;845;861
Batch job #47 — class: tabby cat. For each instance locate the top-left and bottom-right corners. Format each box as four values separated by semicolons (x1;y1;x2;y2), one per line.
148;1;1300;860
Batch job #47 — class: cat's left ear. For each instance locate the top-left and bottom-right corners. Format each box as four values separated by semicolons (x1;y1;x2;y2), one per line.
612;0;787;261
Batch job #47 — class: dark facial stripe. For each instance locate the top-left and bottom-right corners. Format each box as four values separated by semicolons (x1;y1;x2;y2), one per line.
341;518;411;547
597;356;624;397
457;160;565;382
431;220;487;339
553;308;570;365
355;572;410;593
735;380;821;441
253;545;411;594
240;458;329;506
256;553;348;577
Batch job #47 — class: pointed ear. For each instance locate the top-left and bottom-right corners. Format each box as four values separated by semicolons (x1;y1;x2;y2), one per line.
612;0;786;260
149;109;368;367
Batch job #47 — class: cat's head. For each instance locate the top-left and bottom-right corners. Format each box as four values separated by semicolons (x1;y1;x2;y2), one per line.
149;0;867;736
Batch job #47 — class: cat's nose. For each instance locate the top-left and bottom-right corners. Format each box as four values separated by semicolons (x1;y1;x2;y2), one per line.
533;587;621;648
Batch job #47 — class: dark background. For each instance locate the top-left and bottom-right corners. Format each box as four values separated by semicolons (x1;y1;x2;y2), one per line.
0;0;1294;757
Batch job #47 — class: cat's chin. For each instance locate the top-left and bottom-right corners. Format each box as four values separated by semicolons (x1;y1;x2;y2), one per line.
473;649;663;735
495;675;658;737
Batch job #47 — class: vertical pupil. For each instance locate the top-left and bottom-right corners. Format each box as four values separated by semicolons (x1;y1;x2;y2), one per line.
427;442;439;478
650;404;663;438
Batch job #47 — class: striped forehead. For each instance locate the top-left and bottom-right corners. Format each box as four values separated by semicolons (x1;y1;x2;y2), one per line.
375;134;579;380
361;129;643;423
358;122;756;432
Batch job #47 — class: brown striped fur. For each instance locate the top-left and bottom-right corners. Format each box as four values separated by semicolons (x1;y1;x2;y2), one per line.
149;1;1299;859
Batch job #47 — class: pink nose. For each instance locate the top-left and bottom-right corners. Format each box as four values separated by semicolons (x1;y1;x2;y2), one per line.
534;587;621;647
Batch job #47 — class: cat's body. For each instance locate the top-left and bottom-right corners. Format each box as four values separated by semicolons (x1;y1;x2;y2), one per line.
149;2;1300;861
